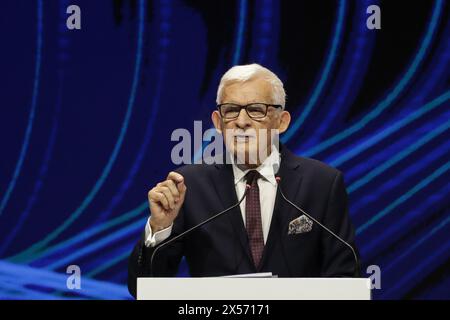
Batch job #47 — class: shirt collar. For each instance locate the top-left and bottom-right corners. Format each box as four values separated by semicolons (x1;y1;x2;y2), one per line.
232;147;280;187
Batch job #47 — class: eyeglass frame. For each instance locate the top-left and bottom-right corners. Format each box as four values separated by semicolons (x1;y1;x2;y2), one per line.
217;102;283;119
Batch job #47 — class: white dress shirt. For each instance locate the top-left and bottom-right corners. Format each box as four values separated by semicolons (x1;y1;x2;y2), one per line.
144;148;280;247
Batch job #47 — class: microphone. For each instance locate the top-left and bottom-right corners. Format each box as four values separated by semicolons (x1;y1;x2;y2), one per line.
275;176;360;277
149;174;257;277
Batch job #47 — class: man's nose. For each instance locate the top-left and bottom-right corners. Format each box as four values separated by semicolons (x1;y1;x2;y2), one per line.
234;108;252;128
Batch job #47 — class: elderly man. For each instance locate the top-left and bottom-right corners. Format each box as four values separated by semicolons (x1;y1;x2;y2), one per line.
128;64;359;298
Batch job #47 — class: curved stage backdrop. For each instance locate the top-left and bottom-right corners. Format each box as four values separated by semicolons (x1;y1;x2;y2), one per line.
0;0;449;299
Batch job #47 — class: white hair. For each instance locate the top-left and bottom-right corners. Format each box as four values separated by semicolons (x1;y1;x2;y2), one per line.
216;63;286;109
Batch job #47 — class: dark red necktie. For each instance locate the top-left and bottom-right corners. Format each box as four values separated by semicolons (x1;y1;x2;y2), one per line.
245;170;264;268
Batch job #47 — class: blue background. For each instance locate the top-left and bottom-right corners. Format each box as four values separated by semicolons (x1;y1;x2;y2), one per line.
0;0;449;299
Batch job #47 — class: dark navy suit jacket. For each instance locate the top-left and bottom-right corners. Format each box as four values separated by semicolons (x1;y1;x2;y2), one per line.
128;146;359;298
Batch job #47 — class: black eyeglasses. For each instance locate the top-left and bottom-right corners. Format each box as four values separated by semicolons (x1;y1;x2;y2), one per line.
217;103;282;119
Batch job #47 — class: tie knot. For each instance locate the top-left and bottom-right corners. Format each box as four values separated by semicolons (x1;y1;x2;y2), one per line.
245;170;259;186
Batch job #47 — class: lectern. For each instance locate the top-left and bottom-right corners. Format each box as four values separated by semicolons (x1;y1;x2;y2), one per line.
137;278;371;300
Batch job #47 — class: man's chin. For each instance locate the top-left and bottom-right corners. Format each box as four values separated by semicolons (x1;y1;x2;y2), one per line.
231;147;260;166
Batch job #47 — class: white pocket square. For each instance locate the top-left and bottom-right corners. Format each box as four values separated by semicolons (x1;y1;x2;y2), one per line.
288;215;313;235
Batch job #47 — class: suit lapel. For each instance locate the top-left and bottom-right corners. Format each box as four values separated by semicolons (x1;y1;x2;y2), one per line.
211;162;253;266
258;147;304;270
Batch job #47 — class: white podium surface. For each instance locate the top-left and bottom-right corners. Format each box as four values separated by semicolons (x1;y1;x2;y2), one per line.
137;277;371;300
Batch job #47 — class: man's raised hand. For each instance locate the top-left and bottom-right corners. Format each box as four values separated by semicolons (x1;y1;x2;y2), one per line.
148;171;186;232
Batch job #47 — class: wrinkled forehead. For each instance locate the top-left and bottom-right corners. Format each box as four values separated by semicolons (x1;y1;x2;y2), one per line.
219;78;274;105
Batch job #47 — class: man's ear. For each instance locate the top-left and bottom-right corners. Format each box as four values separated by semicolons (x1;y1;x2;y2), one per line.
211;110;223;134
278;110;291;134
